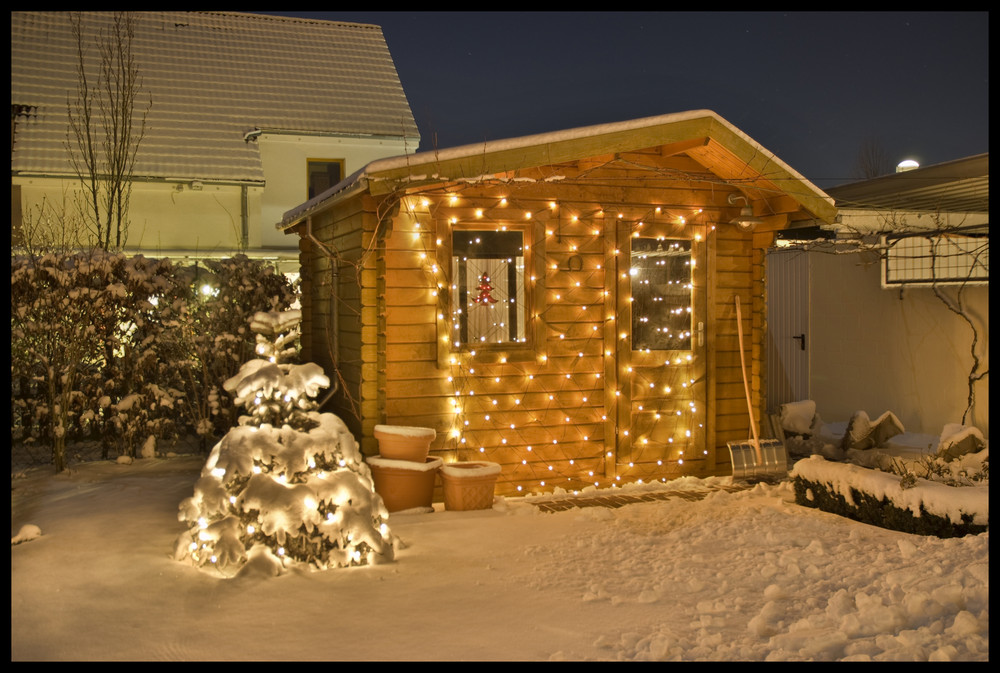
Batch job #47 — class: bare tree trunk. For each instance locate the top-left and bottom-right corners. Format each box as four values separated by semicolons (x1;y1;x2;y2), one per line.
65;12;149;251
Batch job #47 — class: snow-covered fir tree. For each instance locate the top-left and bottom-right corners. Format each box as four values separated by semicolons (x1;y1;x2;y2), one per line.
175;309;394;576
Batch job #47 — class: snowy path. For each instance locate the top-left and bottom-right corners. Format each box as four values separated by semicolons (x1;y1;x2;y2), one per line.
11;456;988;661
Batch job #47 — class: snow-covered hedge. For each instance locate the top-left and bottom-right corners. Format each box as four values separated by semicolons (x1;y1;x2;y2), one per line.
791;455;988;538
11;251;296;469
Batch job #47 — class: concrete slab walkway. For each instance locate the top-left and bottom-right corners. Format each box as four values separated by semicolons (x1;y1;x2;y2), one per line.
523;482;751;513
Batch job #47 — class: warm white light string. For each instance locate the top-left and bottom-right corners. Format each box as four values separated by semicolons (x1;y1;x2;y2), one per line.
395;182;718;495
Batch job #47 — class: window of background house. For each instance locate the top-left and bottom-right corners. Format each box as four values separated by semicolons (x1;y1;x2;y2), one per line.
307;160;344;200
450;229;527;346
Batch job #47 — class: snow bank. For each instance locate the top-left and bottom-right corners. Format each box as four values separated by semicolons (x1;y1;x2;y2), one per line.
11;458;989;661
11;524;42;545
937;424;986;461
780;400;817;435
791;455;988;526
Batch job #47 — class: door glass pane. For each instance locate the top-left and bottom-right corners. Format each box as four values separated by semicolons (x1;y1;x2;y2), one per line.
630;238;692;351
451;230;526;345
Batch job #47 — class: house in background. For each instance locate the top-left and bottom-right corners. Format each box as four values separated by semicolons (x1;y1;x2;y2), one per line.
767;154;989;437
277;110;837;495
11;11;419;275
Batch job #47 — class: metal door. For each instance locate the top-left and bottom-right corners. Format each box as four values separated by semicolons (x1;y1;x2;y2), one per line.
765;248;810;411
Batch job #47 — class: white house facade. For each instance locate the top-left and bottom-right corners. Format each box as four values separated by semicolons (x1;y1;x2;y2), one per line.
766;154;989;437
11;11;420;274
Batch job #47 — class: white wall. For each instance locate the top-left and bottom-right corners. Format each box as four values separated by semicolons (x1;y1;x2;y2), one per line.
14;176;260;257
807;248;989;437
257;133;414;250
14;132;414;275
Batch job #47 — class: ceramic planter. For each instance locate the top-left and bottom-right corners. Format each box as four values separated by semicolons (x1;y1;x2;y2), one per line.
367;455;443;513
440;461;502;511
373;424;436;462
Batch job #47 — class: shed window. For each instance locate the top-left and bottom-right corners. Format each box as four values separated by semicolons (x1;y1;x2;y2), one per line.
451;230;526;346
630;237;693;350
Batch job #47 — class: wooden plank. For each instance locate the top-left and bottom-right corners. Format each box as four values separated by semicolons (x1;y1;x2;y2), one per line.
384;304;436;325
386;322;437;345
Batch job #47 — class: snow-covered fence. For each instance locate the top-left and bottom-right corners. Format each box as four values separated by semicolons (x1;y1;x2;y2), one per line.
11;251;297;469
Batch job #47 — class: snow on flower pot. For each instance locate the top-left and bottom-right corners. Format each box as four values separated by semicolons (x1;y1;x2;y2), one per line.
367;455;443;513
373;424;436;462
440;461;502;511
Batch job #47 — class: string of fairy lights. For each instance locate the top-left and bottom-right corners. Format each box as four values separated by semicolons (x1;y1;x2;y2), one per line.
380;180;734;495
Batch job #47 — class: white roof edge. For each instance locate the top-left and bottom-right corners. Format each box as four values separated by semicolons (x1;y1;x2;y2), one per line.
279;109;832;230
364;109;726;173
279;167;370;228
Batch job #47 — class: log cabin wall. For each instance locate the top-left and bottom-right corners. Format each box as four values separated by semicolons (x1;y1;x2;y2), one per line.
280;113;837;497
294;194;383;452
708;226;769;475
361;154;773;496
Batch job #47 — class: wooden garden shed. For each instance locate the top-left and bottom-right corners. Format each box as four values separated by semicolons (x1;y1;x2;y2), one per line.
278;110;837;496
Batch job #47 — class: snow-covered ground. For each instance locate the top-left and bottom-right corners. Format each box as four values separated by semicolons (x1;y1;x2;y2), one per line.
11;436;988;661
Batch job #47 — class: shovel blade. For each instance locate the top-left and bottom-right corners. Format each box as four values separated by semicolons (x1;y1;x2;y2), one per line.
728;439;788;481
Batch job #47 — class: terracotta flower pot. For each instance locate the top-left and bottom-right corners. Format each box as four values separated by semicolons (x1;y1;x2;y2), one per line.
367;456;443;513
373;424;436;462
440;461;502;511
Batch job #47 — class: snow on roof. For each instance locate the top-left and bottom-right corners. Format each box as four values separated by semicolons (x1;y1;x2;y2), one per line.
11;11;419;183
280;109;832;228
826;153;989;213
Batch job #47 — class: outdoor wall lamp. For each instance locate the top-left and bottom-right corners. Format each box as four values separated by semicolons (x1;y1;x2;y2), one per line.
728;193;764;231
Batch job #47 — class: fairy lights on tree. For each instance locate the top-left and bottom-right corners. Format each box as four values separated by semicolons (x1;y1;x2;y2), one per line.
175;309;394;577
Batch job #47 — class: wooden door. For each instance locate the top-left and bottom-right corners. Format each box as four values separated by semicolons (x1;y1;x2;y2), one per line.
615;219;709;479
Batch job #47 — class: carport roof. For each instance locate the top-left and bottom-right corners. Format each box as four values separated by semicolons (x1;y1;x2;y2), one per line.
826;154;988;214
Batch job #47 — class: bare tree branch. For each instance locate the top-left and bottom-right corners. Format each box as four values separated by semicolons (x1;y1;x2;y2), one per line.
65;12;150;251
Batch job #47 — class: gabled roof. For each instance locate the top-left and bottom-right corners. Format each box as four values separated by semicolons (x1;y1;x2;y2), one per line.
280;109;837;229
826;154;988;213
11;11;419;183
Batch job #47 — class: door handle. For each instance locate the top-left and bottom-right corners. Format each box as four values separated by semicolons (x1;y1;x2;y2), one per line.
792;333;806;351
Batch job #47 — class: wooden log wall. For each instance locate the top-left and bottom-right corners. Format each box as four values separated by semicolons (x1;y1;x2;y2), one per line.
709;226;764;474
300;152;780;495
294;195;382;452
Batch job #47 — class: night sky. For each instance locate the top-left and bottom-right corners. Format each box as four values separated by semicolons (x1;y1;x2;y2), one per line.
258;11;988;189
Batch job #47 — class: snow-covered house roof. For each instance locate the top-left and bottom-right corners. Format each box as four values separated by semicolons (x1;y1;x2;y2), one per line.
278;109;837;230
11;11;420;184
826;154;988;214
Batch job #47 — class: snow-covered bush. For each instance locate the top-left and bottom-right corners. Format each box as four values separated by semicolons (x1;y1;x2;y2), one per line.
85;254;187;459
164;255;298;448
11;250;297;468
174;309;394;577
792;455;988;538
10;250;181;466
12;252;97;470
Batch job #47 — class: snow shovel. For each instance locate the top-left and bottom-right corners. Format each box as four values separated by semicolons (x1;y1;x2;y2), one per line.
727;295;788;481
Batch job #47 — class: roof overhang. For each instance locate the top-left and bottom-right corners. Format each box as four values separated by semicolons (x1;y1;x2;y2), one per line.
279;109;837;231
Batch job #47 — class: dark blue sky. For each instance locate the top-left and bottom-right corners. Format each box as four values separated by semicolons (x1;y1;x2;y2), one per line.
259;11;988;189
